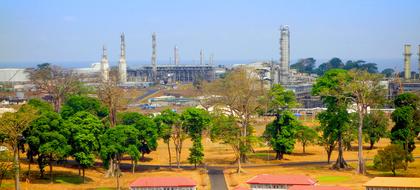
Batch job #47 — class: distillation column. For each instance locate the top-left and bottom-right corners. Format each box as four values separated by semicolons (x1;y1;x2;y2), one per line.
174;46;179;66
404;44;412;80
279;25;290;85
151;32;157;82
418;45;420;79
118;33;127;83
100;45;110;82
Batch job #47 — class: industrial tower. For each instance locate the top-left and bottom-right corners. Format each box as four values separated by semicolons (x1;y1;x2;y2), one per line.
100;45;110;82
418;45;420;79
279;25;290;84
174;46;179;66
200;49;204;65
118;33;127;83
404;44;412;80
151;32;157;82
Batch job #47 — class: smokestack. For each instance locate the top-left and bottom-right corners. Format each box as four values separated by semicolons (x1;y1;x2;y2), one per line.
174;46;179;66
404;44;412;80
200;49;204;65
118;33;127;83
279;25;290;84
151;32;157;81
418;45;420;79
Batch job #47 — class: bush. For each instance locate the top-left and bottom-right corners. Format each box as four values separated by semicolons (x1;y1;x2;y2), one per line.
373;144;410;176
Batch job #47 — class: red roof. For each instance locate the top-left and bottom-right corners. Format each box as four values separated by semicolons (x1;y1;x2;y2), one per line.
130;177;196;187
289;185;352;190
246;174;316;185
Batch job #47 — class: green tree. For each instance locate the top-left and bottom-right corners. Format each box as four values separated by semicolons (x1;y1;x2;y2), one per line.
337;69;385;174
181;108;210;168
373;144;408;176
363;111;389;150
295;125;318;153
381;68;395;78
100;125;140;190
61;95;108;119
315;57;344;75
132;115;158;160
0;105;37;190
312;69;351;168
67;111;104;181
391;93;420;168
154;109;177;168
205;68;265;167
25;111;71;182
290;58;316;74
264;111;299;160
210;112;242;172
0;151;12;187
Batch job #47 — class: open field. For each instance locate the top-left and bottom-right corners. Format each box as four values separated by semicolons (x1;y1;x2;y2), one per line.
1;118;419;190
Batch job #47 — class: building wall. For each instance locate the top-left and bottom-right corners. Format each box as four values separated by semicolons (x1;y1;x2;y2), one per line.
130;186;196;190
250;184;288;190
366;187;420;190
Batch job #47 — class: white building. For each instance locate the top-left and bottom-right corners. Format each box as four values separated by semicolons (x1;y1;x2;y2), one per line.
246;174;316;190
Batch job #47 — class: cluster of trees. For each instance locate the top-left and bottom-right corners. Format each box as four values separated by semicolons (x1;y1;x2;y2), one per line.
0;96;212;189
290;57;404;77
374;93;420;176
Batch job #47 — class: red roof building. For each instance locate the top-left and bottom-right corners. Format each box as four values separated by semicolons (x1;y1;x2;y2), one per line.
129;177;196;190
246;174;316;190
289;185;352;190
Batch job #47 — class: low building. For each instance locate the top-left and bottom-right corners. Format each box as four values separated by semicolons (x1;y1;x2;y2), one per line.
364;177;420;190
246;174;316;190
289;185;351;190
129;177;196;190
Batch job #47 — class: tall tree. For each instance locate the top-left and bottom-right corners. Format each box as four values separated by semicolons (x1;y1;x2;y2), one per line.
97;69;126;128
363;111;389;149
315;57;344;75
312;69;351;169
205;68;265;166
28;63;81;112
181;108;210;168
391;93;420;168
0;105;37;190
374;144;408;176
132;115;158;160
154;109;177;168
210;111;242;172
100;125;140;190
342;70;386;174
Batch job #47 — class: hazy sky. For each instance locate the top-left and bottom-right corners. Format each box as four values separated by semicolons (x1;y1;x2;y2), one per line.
1;0;420;66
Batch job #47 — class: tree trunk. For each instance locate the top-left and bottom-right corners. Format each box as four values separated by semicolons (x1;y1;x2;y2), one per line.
275;151;283;160
141;153;145;161
78;164;81;176
131;159;135;174
116;158;120;190
82;168;85;183
14;146;21;190
327;145;333;164
54;97;62;113
109;106;117;128
356;108;365;174
333;133;348;169
167;142;172;169
27;159;31;178
302;142;306;154
237;153;242;173
369;140;374;150
49;154;53;184
106;159;115;177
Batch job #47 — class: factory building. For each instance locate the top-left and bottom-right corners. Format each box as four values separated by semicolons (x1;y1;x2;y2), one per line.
0;68;30;83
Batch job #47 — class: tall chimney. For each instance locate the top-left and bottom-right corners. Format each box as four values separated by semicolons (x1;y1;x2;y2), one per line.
418;45;420;79
404;44;412;80
151;32;157;82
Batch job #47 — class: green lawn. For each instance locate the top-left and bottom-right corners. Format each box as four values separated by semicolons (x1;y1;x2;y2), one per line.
317;176;351;183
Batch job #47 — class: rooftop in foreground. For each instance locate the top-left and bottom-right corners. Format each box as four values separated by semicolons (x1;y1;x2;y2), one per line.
246;174;316;185
364;177;420;188
289;185;352;190
129;177;196;187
